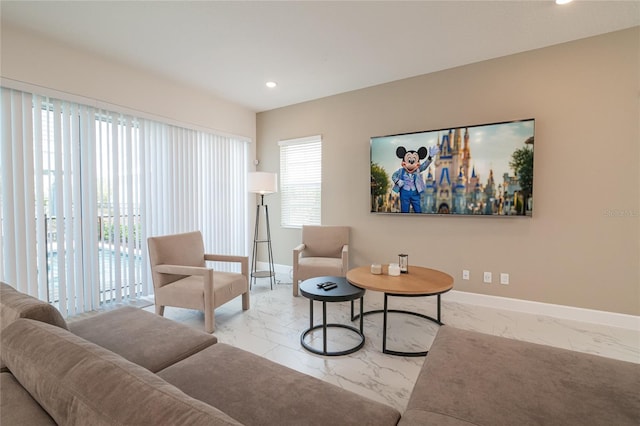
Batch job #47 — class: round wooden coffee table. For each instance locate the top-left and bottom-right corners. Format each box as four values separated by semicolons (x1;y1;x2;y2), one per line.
346;265;453;357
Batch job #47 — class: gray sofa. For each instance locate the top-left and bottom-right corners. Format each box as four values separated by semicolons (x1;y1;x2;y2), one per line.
1;281;638;425
0;282;400;425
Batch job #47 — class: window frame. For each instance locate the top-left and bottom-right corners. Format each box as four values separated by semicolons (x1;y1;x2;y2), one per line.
278;135;322;228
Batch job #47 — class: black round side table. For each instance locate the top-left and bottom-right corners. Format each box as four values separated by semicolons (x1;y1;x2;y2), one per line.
299;276;366;356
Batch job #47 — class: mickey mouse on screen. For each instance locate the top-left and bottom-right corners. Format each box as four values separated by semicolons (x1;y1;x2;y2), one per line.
391;145;440;213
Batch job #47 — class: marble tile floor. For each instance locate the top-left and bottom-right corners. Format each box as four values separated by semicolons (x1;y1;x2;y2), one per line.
136;274;639;413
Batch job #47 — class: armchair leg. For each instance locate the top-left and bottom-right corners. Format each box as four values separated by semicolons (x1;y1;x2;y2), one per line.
205;311;215;334
242;291;250;310
156;305;165;316
293;279;299;297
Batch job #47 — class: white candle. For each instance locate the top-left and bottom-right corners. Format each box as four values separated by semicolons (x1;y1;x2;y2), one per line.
370;264;382;274
388;263;401;276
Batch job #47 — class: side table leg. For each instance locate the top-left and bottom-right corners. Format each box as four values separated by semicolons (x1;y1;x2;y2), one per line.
309;299;313;329
322;301;327;355
437;294;441;324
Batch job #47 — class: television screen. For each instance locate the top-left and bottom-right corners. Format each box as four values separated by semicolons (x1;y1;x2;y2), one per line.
370;119;535;216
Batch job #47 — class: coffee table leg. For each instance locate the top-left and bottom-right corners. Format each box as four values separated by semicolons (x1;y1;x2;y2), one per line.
322;301;327;354
382;293;388;353
309;299;314;329
354;292;445;356
359;297;364;333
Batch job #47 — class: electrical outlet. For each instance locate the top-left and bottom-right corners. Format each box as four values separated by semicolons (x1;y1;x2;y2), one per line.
500;273;509;285
483;272;492;283
462;269;470;280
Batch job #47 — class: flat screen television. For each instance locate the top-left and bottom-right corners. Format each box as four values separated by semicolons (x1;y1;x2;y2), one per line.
370;119;535;216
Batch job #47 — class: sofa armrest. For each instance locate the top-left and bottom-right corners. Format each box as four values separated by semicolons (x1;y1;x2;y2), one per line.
0;282;68;331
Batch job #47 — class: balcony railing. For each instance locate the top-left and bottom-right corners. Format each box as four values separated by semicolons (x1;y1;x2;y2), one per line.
43;214;143;305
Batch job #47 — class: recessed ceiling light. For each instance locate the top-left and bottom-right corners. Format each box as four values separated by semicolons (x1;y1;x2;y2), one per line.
555;0;573;4
266;81;277;88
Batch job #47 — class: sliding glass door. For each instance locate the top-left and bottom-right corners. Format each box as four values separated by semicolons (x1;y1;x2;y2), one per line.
0;87;248;317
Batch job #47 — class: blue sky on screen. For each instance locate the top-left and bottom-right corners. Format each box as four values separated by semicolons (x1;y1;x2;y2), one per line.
371;120;534;186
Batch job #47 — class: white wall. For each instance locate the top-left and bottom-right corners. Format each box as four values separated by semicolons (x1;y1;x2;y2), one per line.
1;23;255;141
257;27;640;316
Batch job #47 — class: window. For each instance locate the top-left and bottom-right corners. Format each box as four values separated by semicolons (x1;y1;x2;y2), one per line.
0;87;248;316
279;135;322;228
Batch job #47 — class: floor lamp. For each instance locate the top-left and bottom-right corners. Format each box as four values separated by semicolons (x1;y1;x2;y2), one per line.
248;171;277;290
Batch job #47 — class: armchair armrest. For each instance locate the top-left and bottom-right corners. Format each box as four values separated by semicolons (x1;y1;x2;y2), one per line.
293;243;306;269
153;264;214;297
204;254;247;263
293;243;306;257
154;264;209;276
204;254;248;278
341;244;349;274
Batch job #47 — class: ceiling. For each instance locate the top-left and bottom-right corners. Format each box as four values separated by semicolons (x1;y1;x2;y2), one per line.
2;1;639;112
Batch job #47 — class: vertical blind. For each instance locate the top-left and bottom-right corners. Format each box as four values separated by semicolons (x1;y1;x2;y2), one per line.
278;135;322;227
0;87;248;317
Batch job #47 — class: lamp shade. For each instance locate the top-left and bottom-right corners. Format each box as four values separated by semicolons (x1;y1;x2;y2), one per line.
248;171;278;194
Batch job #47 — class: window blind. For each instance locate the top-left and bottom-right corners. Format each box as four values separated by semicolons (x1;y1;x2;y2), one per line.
0;87;248;316
278;135;322;228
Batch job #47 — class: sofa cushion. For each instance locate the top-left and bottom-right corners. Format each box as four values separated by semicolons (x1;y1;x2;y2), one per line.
400;326;640;426
158;343;401;426
1;319;243;426
68;306;217;372
0;281;68;330
1;372;56;425
399;410;477;425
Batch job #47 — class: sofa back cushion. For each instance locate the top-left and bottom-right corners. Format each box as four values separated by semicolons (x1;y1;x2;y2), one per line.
0;281;68;330
1;319;243;426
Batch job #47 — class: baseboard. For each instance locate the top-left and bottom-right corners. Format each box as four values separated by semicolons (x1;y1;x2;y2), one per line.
442;290;638;331
266;262;639;331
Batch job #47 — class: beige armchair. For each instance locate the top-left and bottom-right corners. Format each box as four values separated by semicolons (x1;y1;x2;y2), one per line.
147;231;249;333
292;225;349;296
